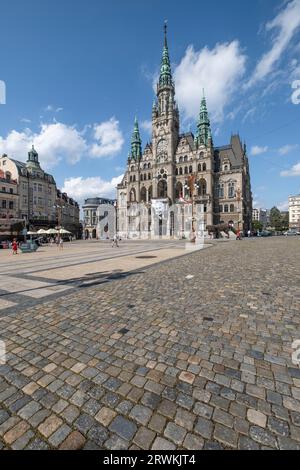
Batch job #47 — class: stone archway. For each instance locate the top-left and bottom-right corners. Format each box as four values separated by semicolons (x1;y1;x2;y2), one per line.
157;180;167;198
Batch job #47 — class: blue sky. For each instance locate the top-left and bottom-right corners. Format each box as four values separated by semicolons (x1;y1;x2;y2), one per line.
0;0;300;210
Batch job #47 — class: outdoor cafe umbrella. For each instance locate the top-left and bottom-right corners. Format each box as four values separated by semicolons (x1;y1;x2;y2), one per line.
37;229;48;235
27;231;37;235
46;228;58;234
59;228;72;234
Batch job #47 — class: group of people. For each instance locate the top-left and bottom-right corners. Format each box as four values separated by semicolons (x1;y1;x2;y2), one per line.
236;229;252;240
49;237;64;249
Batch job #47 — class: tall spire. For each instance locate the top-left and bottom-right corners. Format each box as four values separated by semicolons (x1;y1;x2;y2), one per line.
130;117;142;160
195;93;212;148
158;21;173;90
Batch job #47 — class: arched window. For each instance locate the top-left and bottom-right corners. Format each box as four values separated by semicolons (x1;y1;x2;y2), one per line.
131;166;135;172
199;151;204;159
140;187;147;203
5;172;11;182
228;182;235;198
224;165;228;171
179;167;183;175
179;156;183;163
175;168;178;176
175;181;183;199
143;163;147;170
184;155;188;162
202;163;206;171
130;175;132;182
189;166;193;174
198;178;207;196
230;204;235;213
224;204;229;213
130;188;136;202
157;180;168;198
141;174;143;181
219;205;223;212
198;164;201;172
148;163;151;169
148;173;151;180
184;166;188;174
133;175;136;182
148;186;152;200
218;183;224;198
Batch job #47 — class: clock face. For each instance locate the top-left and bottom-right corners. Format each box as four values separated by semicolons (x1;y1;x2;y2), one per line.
157;139;167;154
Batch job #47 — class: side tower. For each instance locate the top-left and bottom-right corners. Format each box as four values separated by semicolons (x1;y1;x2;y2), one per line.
193;93;214;227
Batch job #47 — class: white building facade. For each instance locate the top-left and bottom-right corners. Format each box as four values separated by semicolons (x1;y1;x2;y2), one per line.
289;195;300;229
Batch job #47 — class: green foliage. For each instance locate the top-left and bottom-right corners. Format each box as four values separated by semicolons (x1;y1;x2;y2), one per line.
269;206;289;231
10;222;24;235
252;220;263;232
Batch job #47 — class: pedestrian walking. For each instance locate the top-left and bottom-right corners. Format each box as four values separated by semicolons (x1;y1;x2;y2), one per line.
248;229;251;238
12;238;18;255
59;238;64;250
112;234;119;248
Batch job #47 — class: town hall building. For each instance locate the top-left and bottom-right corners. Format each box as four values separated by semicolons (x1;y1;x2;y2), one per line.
117;25;252;238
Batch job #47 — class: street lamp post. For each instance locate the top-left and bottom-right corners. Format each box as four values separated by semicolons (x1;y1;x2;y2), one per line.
236;187;242;235
53;200;65;240
114;200;118;237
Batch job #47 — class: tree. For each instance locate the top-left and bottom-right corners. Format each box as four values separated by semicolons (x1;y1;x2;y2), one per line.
280;212;289;231
10;221;24;236
269;206;282;231
252;220;263;232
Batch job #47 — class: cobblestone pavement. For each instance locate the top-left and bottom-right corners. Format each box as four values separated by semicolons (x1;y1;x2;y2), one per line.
0;240;186;315
0;237;300;450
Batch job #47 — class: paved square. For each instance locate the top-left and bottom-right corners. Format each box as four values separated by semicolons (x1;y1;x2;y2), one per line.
0;237;299;450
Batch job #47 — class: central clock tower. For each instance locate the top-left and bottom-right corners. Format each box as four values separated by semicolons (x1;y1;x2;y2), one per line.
151;23;179;201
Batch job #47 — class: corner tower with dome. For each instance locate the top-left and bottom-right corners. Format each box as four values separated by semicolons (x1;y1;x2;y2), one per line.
117;25;252;238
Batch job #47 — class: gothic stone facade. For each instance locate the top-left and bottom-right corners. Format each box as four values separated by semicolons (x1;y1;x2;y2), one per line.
117;27;252;238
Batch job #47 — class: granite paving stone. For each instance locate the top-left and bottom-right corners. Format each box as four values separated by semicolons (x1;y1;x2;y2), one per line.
0;238;299;449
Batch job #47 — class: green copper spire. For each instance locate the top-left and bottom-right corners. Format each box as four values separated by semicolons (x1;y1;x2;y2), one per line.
130;117;142;160
158;22;173;89
195;93;212;148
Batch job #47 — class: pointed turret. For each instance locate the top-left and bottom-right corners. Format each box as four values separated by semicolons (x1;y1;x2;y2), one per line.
130;117;142;160
26;145;40;168
194;92;212;148
158;22;173;90
155;22;178;122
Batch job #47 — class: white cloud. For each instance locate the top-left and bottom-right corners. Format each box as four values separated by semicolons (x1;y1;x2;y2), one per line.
280;162;300;176
250;145;269;156
0;123;87;169
45;105;63;113
242;107;257;123
247;0;300;87
62;175;123;203
173;41;246;122
90;117;124;158
0;117;125;168
141;120;152;134
278;144;299;155
277;200;289;211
